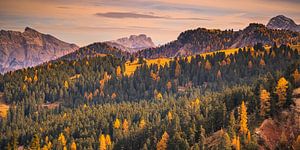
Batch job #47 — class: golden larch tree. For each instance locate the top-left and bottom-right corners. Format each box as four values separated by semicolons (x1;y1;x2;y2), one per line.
167;111;172;121
114;118;121;129
276;77;289;107
116;66;122;78
105;134;112;146
99;134;106;150
239;101;249;135
122;119;129;133
157;131;169;150
139;119;146;129
260;89;271;117
64;81;69;89
205;60;212;71
58;133;67;150
30;134;40;150
71;141;77;150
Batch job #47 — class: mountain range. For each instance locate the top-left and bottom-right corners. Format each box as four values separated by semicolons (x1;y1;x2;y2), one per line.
137;23;300;58
0;27;78;73
1;15;299;74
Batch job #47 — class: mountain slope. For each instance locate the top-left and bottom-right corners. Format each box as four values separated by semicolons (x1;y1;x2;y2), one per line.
105;34;155;53
61;42;131;60
0;27;78;73
136;23;300;58
267;15;300;32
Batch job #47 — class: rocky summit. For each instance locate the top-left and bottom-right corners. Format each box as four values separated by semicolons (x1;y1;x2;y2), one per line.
0;27;78;74
267;15;300;32
105;34;156;53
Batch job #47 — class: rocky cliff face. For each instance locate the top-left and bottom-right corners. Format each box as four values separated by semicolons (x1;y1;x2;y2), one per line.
0;27;78;73
105;34;155;53
267;15;300;32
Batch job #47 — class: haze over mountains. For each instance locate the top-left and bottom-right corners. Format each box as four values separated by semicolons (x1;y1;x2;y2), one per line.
0;27;78;74
1;15;299;74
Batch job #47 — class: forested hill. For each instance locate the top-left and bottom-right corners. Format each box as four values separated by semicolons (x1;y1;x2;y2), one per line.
61;42;131;60
0;43;299;149
136;23;300;58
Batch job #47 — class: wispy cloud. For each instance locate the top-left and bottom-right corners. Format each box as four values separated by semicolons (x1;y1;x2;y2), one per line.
95;12;210;20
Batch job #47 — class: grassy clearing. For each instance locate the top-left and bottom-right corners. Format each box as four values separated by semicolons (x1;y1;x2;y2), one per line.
0;92;9;118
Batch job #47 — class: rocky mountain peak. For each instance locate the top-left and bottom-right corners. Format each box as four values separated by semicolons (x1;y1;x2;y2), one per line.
267;15;300;32
105;34;156;53
0;27;79;74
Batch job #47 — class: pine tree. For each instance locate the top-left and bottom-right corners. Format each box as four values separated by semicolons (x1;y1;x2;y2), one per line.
175;61;181;78
239;101;248;135
276;77;288;107
99;134;106;150
292;69;300;85
228;110;236;137
114;118;121;129
157;131;169;150
260;89;271;117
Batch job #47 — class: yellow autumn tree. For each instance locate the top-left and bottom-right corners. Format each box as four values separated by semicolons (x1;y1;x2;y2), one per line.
64;81;69;89
157;131;169;150
123;119;129;133
105;134;112;147
30;134;40;150
71;141;77;150
33;74;38;82
114;118;121;129
167;111;172;121
99;134;106;150
166;81;172;90
116;66;122;78
236;136;241;150
205;60;212;71
239;101;248;135
42;136;52;150
139;119;146;129
276;77;289;107
58;133;67;150
246;131;251;144
260;89;271;117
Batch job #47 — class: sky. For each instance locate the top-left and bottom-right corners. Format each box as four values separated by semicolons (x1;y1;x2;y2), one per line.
0;0;300;46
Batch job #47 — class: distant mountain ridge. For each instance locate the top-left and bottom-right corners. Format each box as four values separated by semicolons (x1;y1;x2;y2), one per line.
136;23;300;58
267;15;300;32
105;34;155;53
0;27;78;74
61;42;131;60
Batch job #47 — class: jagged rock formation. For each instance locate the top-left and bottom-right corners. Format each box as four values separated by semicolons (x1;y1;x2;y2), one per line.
0;27;78;73
267;15;300;32
105;34;156;53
